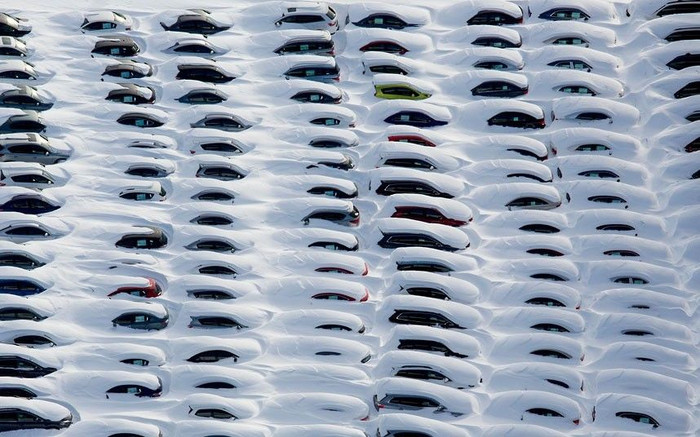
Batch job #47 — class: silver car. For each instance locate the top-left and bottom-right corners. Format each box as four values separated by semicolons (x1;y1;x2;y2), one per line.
0;133;70;164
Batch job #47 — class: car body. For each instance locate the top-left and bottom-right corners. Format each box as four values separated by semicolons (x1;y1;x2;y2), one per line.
656;1;700;17
373;378;474;417
0;111;45;134
117;112;164;128
189;316;248;329
176;63;235;83
303;204;360;226
106;83;155;104
91;36;140;57
391;206;468;227
284;63;340;83
472;80;528;98
539;8;590;21
375;83;431;100
195;163;246;180
115;227;168;249
0;36;28;58
0;356;56;378
0;251;45;270
0;222;56;242
376;179;454;198
112;311;169;330
190;113;251;131
0;86;52;111
102;61;152;79
384;111;448;128
177;88;228;104
352;13;420;29
161;10;230;35
0;400;72;432
488;111;545;129
164;38;224;57
0;60;37;81
0;13;31;37
378;232;463;252
0;194;59;214
666;53;700;70
275;35;334;56
0;133;69;164
275;2;339;34
0;167;56;189
360;40;410;55
81;11;132;32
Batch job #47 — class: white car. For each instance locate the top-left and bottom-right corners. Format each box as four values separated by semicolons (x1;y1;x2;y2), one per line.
275;2;339;34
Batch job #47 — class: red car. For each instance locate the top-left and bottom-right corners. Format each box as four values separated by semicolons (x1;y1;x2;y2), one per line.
108;278;162;298
387;134;437;147
392;206;470;227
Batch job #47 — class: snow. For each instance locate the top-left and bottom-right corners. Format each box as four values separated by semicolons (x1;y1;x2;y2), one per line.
0;1;696;437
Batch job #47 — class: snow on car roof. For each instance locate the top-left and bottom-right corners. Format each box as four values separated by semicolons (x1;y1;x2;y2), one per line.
441;24;522;47
530;69;624;97
552;96;640;123
384;323;482;356
463;99;545;120
465;159;552;185
594;392;693;432
360;51;421;73
471;181;562;207
591;287;692;316
374;412;470;436
491;306;585;333
489;361;584;392
533;20;617;46
487;389;582;419
596;312;693;342
174;421;271;437
346;28;433;54
491;332;584;362
173;336;263;361
376;217;470;249
497;280;581;308
387;246;479;272
595;369;695;408
530;0;618;19
438;46;524;69
482;424;569;437
374;376;478;412
389;270;479;303
271;308;365;330
435;0;523;27
347;3;430;25
0;398;70;421
273;424;368;437
67;418;161;437
371;166;466;196
381;294;483;329
377;349;481;381
451;69;529;90
185;392;259;418
381;192;473;219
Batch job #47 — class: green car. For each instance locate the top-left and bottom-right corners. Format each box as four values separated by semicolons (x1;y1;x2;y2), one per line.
374;83;431;100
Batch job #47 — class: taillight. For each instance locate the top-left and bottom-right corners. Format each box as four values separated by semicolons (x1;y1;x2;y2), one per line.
361;415;369;421
573;419;580;425
552;147;558;155
360;288;369;302
190;150;196;154
362;263;369;276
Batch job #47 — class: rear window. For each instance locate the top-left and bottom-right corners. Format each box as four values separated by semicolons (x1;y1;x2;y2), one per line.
327;7;337;20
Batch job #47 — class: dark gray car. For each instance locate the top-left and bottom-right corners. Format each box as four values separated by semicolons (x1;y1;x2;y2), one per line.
0;86;53;111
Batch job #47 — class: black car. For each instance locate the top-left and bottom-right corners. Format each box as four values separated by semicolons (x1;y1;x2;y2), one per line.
378;232;462;252
675;81;700;98
384;111;447;128
472;36;521;48
117;112;164;128
0;356;56;378
615;411;659;428
467;9;522;25
115;227;168;249
186;349;238;363
303;206;360;226
102;62;152;79
177;89;227;104
308;240;358;251
189;316;248;329
0;13;31;37
488;111;545;128
0;194;59;214
0;112;46;134
284;65;340;82
91;37;140;57
376;180;453;198
547;59;592;71
176;64;235;83
539;8;590;21
307;185;357;199
0;306;46;321
0;386;37;398
291;90;340;104
0;86;53;111
275;39;334;56
665;27;700;42
656;1;700;17
472;80;528;97
367;64;409;75
397;339;469;357
667;53;700;70
112;312;168;330
352;13;419;30
161;11;230;35
190;114;250;131
106;380;162;398
106;84;155;104
0;408;71;432
360;41;409;55
396;260;453;273
389;310;465;329
185;238;237;253
0;252;44;270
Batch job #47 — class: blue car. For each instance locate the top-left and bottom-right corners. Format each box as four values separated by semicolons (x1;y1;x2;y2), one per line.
0;279;45;296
